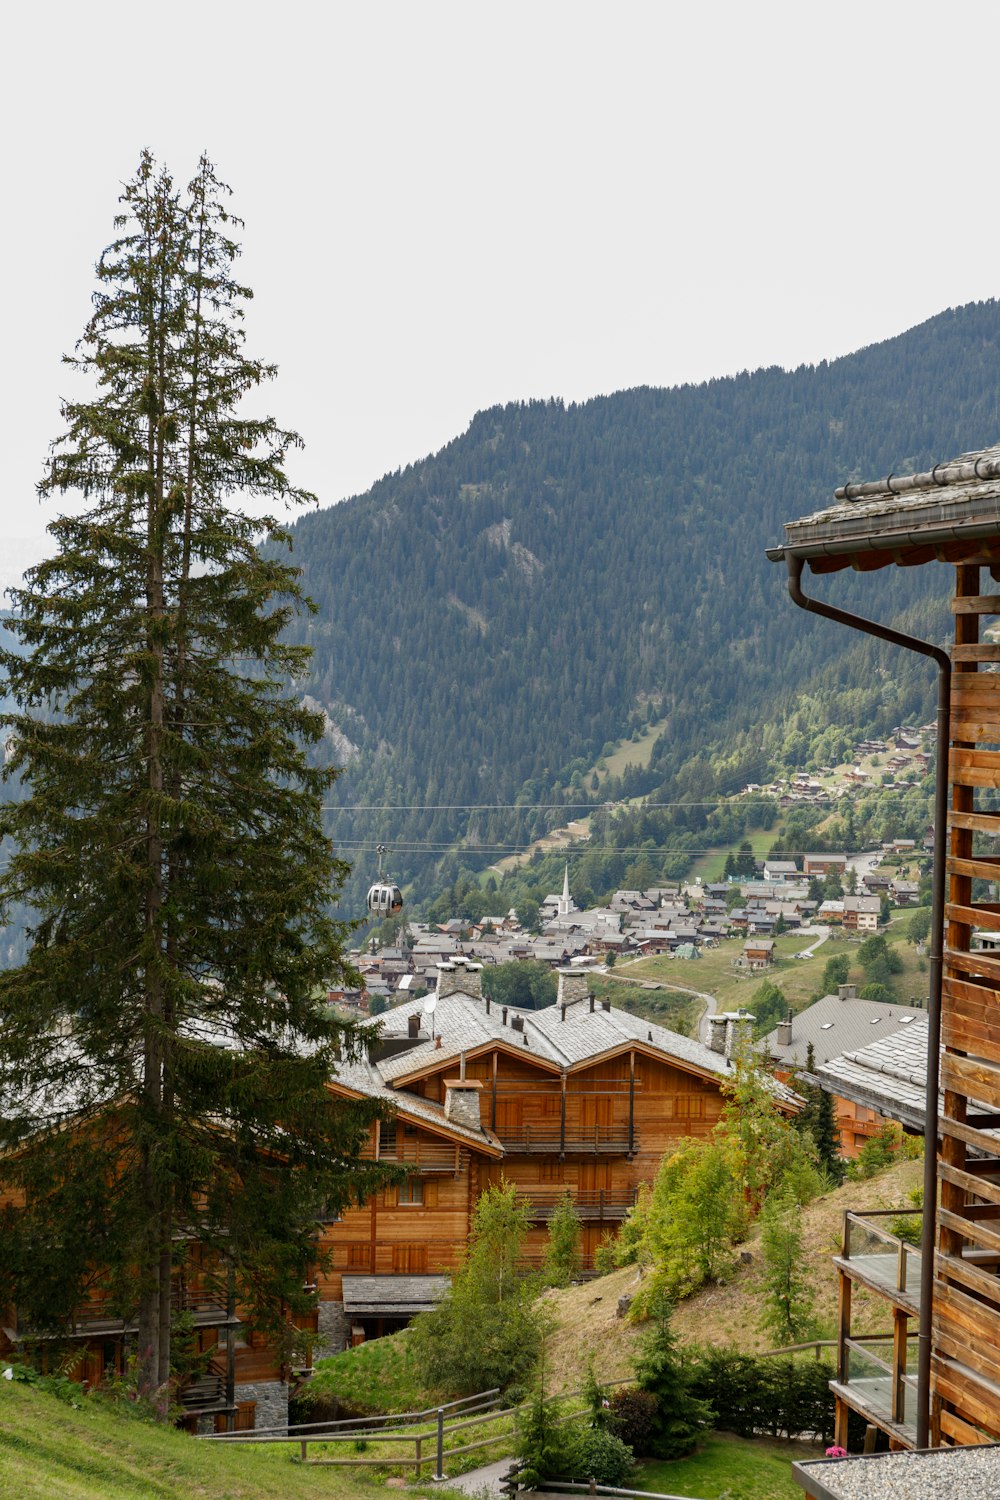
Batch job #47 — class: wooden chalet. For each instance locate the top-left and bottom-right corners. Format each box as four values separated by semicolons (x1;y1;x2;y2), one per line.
318;959;800;1351
769;440;1000;1453
1;960;799;1430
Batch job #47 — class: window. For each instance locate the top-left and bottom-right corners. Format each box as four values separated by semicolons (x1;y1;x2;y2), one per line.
398;1178;424;1205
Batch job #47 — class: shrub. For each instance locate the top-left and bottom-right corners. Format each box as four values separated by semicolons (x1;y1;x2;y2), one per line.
607;1386;659;1454
688;1346;836;1443
569;1427;635;1486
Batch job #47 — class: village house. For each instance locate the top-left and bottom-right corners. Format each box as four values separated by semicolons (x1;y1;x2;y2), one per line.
761;985;924;1159
2;960;800;1432
842;894;880;932
740;936;775;970
315;958;800;1358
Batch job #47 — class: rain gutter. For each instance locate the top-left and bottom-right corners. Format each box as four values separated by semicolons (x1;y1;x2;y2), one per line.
783;553;949;1451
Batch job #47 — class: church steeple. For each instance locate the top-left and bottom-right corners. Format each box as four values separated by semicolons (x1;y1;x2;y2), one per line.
559;862;571;918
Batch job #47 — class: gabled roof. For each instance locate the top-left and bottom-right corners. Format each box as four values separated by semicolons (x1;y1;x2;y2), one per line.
367;990;801;1109
763;993;924;1070
329;1051;504;1156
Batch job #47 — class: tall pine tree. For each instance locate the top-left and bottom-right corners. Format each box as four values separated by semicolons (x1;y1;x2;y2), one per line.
0;151;394;1400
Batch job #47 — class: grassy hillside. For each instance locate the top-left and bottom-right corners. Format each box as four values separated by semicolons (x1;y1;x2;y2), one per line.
617;916;929;1022
542;1156;923;1393
0;1382;467;1500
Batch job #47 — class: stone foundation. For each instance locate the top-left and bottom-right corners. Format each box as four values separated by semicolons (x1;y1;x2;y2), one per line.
316;1298;348;1357
234;1378;288;1432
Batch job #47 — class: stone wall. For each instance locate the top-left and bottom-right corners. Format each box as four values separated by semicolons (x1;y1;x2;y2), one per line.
234;1378;288;1432
315;1298;348;1358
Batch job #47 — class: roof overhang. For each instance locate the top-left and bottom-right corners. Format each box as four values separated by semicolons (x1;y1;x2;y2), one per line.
341;1274;450;1317
324;1079;503;1157
766;448;1000;574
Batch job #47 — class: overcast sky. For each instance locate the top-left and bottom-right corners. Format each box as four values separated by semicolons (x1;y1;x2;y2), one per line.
3;1;999;594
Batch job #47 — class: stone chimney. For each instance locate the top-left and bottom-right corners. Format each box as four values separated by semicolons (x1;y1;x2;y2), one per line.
436;958;483;1000
838;983;857;1002
407;1013;420;1039
725;1010;755;1063
443;1078;483;1131
776;1009;793;1048
556;968;590;1008
707;1014;728;1055
510;1014;525;1033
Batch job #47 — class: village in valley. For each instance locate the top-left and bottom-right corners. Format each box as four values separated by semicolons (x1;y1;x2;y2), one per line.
10;10;1000;1499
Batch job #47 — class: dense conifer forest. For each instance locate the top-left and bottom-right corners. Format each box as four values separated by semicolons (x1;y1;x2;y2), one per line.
5;301;1000;946
277;300;1000;914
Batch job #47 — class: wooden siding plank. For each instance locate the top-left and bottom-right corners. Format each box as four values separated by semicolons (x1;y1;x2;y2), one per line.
951;645;1000;663
939;1160;1000;1209
935;1249;1000;1307
933;1321;1000;1391
951;719;1000;744
951;596;1000;615
939;1207;1000;1258
945;902;1000;932
947;855;1000;881
939;1112;1000;1157
942;1013;1000;1069
946;947;1000;983
938;1408;988;1446
942;1052;1000;1112
948;810;1000;836
932;1359;1000;1435
935;1279;1000;1343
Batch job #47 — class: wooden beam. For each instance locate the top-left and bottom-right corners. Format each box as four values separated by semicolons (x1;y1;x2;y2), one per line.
950;596;1000;614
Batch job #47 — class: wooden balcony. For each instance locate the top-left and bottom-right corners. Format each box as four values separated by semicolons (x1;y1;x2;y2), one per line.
371;1141;463;1173
496;1123;636;1155
833;1209;923;1317
832;1208;923;1450
8;1285;237;1341
514;1188;638;1222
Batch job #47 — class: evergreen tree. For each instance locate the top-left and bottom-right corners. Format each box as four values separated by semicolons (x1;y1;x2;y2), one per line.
794;1042;843;1182
631;1291;714;1459
0;152;395;1400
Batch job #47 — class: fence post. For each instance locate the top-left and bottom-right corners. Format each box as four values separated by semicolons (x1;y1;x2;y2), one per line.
415;1433;422;1471
434;1406;445;1481
300;1438;307;1461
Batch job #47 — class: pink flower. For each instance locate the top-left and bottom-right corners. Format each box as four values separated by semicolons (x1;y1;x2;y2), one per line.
825;1445;847;1458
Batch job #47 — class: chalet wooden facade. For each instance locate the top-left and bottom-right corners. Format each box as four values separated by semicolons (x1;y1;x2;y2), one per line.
1;961;798;1428
770;441;1000;1452
317;961;799;1350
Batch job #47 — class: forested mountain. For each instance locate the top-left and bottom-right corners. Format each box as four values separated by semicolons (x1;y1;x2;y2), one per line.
284;300;1000;915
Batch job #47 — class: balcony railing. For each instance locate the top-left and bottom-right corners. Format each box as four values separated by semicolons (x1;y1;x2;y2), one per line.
496;1123;636;1155
835;1209;923;1313
831;1332;919;1445
371;1141;462;1172
12;1284;235;1340
514;1188;638;1221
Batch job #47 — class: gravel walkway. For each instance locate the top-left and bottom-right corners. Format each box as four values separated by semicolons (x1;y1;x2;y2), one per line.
797;1444;1000;1499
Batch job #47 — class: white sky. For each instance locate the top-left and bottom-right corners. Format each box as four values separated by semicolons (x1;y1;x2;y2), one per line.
3;0;999;595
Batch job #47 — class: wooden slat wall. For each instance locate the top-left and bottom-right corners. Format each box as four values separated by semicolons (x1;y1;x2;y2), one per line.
935;564;1000;1443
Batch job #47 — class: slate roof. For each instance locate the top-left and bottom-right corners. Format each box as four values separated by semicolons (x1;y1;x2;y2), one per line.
767;442;1000;573
341;1274;450;1316
331;1048;504;1154
763;993;925;1070
369;989;801;1108
813;1016;930;1130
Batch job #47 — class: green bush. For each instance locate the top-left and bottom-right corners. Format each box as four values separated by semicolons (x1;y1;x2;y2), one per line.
569;1427;635;1486
688;1347;836;1443
607;1386;659;1454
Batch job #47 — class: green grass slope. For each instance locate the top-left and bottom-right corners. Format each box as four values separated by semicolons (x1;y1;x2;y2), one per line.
0;1383;463;1500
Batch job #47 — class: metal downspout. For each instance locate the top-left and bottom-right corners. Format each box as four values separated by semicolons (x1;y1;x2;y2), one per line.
785;553;950;1451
